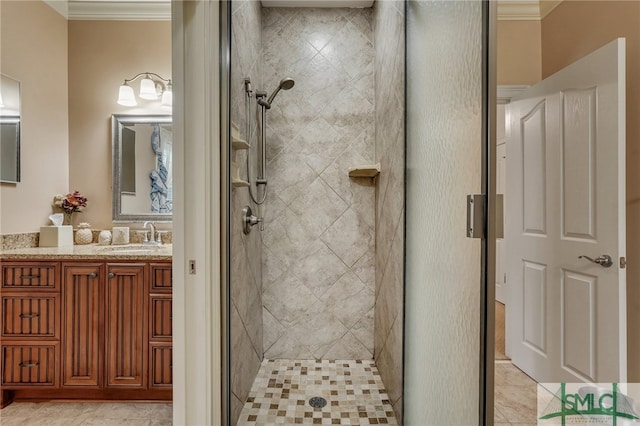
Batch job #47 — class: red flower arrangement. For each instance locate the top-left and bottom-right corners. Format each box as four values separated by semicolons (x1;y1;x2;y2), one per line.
53;191;88;214
62;191;88;214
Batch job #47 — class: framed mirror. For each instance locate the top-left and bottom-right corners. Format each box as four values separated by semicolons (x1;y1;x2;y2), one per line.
112;114;172;222
0;74;21;183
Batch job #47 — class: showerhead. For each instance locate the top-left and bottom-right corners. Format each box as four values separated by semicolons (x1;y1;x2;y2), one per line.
279;78;295;90
259;78;296;109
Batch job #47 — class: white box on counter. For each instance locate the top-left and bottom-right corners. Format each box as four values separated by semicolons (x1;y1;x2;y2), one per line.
39;226;73;247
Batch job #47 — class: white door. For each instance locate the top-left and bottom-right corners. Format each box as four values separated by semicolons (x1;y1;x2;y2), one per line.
496;138;507;303
506;38;626;383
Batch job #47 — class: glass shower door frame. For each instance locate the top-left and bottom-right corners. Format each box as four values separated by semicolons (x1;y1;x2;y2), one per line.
403;1;496;424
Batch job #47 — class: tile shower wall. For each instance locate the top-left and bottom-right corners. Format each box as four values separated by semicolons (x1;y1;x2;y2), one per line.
261;8;376;360
373;0;405;422
230;1;264;424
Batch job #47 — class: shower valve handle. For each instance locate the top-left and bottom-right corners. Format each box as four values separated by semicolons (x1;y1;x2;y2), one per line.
242;206;262;235
247;215;262;226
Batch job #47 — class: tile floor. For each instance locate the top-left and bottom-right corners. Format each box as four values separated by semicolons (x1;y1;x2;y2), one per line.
0;361;540;425
0;401;172;426
494;360;540;425
237;359;397;425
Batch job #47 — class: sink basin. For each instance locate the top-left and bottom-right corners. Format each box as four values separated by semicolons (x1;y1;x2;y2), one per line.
98;244;163;254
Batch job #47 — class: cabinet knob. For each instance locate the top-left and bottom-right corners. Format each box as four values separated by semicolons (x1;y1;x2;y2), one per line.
89;273;97;279
108;273;115;278
19;313;40;319
19;361;39;368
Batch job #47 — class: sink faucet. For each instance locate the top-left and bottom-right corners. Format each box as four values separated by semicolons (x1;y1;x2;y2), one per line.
143;221;157;244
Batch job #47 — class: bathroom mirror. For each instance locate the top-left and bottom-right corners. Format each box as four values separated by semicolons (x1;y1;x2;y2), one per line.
112;114;172;222
0;74;21;183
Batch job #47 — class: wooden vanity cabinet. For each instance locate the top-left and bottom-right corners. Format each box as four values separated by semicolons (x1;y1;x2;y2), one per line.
0;260;172;407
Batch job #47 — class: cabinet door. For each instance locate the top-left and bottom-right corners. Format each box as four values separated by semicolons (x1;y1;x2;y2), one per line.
105;264;146;388
149;294;172;341
149;343;172;389
62;264;102;387
150;263;172;292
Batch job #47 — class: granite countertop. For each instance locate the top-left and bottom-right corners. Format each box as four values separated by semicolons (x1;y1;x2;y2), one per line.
0;243;172;261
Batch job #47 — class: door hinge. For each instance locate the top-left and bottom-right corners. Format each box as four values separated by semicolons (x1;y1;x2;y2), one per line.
467;194;486;239
620;257;627;269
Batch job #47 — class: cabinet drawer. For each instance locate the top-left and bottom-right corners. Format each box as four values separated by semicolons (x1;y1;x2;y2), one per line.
1;343;58;387
149;344;172;389
150;295;172;340
2;295;60;338
150;263;172;292
2;263;59;291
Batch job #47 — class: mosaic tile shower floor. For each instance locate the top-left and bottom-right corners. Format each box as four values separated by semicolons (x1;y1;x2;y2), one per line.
237;359;397;425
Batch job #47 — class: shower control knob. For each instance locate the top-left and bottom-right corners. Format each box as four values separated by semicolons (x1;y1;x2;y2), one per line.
242;206;262;235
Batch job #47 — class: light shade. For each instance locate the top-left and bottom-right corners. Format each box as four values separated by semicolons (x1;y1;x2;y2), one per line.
0;91;4;108
161;89;172;110
139;77;158;100
117;84;137;106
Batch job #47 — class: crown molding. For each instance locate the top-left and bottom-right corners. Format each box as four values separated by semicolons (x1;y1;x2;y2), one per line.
539;0;563;18
68;1;170;20
44;1;170;21
44;1;69;19
47;0;562;22
497;85;529;104
261;0;374;7
497;0;564;21
497;1;542;21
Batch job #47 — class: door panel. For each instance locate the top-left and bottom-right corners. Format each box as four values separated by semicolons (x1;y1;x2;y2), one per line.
405;0;488;423
506;38;626;383
562;88;597;240
522;101;547;236
523;261;546;355
561;269;596;381
105;264;146;388
62;264;102;387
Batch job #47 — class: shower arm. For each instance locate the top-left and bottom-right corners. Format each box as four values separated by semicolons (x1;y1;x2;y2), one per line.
256;91;268;186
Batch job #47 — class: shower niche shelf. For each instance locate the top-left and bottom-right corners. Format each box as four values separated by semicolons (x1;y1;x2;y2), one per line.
348;163;380;178
231;121;250;149
232;179;250;188
231;160;249;188
232;136;250;150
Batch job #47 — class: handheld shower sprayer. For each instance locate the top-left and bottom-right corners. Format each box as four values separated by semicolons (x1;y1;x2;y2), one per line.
257;78;295;109
246;77;295;209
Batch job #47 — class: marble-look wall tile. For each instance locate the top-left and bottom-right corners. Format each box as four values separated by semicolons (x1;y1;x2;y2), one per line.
261;7;375;360
373;0;405;420
230;1;264;424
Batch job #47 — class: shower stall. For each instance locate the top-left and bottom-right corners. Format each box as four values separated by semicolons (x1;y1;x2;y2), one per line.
227;2;405;424
223;0;491;424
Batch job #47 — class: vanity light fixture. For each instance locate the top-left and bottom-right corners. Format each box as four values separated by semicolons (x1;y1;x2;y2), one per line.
117;72;172;110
